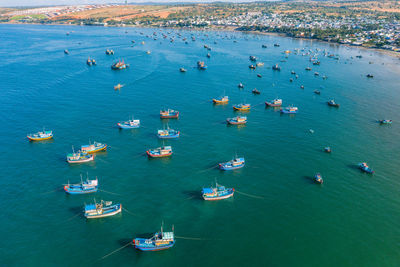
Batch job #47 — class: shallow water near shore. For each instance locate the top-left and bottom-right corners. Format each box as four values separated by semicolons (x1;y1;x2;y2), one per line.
1;24;400;266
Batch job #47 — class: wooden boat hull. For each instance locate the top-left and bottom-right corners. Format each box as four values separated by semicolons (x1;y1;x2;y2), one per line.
146;151;172;158
157;133;180;139
233;106;250;111
85;204;122;219
219;163;245;171
83;145;107;153
133;240;175;251
203;192;234;201
27;135;53;141
265;102;282;107
227;119;247;125
160;114;179;119
280;110;297;114
213;99;228;104
64;185;98;194
118;123;139;129
67;155;94;164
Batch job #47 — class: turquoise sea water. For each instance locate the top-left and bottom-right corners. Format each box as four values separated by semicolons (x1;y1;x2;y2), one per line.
1;24;400;266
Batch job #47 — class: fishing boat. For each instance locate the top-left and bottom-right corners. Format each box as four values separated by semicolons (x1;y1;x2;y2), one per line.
291;70;296;74
202;183;234;200
252;88;261;94
87;57;96;66
327;100;340;107
157;128;180;139
324;147;331;153
146;146;173;158
64;175;98;194
249;55;257;61
81;141;107;153
114;84;124;90
300;85;304;89
233;104;251;111
313;61;320;65
146;50;151;54
64;49;69;54
314;90;321;95
197;61;207;70
207;53;211;58
289;78;293;82
314;173;323;184
213;96;229;104
227;116;247;125
256;62;264;67
274;43;280;47
84;200;121;219
262;44;267;48
379;119;392;124
66;148;94;164
238;83;244;88
133;224;175;251
160;109;179;119
27;129;53;141
358;162;374;174
314;72;319;76
118;118;140;129
272;64;281;71
280;106;298;114
179;68;187;72
257;74;262;78
366;74;374;78
219;157;245;170
111;60;128;70
265;98;282;107
305;67;312;71
249;65;256;69
105;49;114;55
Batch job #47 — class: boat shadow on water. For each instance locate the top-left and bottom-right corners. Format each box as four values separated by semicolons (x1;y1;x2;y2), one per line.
183;190;203;201
302;176;320;185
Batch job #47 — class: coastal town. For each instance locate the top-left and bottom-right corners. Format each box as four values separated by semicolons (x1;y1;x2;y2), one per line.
1;1;400;53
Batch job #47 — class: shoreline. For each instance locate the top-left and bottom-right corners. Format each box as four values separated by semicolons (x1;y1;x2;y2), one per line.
2;22;400;59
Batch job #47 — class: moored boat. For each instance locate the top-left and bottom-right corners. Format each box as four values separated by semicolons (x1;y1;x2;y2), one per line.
314;173;323;184
87;57;96;66
272;64;281;71
324;147;331;153
118;118;140;129
147;146;173;158
64;175;98;194
305;67;312;71
314;90;321;95
379;119;392;124
358;162;374;174
179;67;187;72
233;103;251;111
256;62;264;67
27;129;53;141
366;74;374;78
67;148;94;164
197;61;207;70
227;116;247;125
257;74;262;78
64;49;69;54
280;106;298;114
252;89;260;94
157;128;180;139
249;55;257;61
265;98;282;107
249;64;256;69
105;49;115;55
238;83;244;88
213;96;229;104
81;141;107;153
219;157;245;170
327;100;340;107
111;60;128;70
133;225;175;251
84;200;121;219
160;109;179;119
202;183;234;200
114;83;124;90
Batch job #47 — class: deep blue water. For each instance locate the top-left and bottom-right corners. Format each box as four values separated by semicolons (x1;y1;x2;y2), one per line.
0;24;400;266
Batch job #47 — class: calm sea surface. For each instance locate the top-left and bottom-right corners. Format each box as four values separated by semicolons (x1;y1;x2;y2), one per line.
0;24;400;266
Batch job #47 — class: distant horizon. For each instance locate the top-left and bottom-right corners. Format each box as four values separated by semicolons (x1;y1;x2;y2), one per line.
0;0;280;8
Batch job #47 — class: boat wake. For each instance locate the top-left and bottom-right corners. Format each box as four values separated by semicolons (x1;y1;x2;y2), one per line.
235;190;264;199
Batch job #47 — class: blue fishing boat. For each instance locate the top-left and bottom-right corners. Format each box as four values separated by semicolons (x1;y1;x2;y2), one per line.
227;116;247;125
118;118;140;129
27;129;53;141
111;60;128;70
202;183;234;200
157;128;180;139
280;106;298;114
197;61;207;70
272;64;281;71
67;147;94;164
249;55;257;61
324;147;331;153
133;224;175;251
84;200;121;219
238;83;244;88
358;162;374;174
314;173;323;184
219;157;245;170
81;141;107;153
64;175;98;194
87;57;96;66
